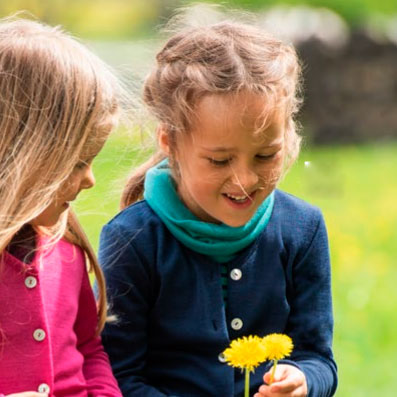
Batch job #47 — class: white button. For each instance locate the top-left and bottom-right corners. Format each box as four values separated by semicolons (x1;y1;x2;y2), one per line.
231;318;243;330
38;383;50;393
25;276;37;288
218;352;227;363
230;268;242;281
33;328;46;342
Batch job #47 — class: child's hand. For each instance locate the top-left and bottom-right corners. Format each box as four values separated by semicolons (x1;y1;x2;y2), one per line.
6;393;48;397
254;364;307;397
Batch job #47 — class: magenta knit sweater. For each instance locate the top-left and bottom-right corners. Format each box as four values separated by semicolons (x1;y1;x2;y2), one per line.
0;238;121;397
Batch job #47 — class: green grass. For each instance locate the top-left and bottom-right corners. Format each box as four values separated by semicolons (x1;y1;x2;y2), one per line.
74;129;153;245
279;144;397;396
75;133;397;397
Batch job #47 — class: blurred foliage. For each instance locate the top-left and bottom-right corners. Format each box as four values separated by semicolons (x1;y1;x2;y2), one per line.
193;0;397;27
76;133;397;397
1;0;397;38
0;0;160;38
280;144;397;396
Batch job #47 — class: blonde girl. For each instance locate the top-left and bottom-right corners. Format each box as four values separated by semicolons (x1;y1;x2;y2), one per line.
0;17;123;397
99;18;337;397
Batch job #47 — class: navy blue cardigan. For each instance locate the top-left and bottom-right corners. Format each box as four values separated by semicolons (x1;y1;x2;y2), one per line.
99;190;337;396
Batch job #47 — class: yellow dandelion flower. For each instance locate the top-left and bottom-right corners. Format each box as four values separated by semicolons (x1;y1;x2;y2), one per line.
262;333;294;384
262;333;293;360
223;335;269;397
223;335;268;372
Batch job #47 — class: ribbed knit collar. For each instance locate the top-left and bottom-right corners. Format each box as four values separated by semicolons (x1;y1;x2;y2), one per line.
144;159;274;262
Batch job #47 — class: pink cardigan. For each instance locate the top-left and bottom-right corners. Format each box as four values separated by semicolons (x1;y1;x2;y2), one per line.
0;238;121;396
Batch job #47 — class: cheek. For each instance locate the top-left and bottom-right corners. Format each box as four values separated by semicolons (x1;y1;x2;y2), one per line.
178;156;220;188
180;172;222;203
59;176;80;196
205;168;229;185
259;159;284;184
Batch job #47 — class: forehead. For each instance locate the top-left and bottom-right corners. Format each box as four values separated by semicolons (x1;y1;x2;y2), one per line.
79;117;114;159
189;92;284;146
78;133;107;160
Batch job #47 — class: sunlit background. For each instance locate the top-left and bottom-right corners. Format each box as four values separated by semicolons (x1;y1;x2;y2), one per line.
2;1;396;396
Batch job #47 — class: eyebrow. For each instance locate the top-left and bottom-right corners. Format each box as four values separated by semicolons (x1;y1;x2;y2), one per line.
200;141;283;152
200;146;235;152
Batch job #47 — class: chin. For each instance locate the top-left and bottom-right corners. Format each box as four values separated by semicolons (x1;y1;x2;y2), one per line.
221;218;249;228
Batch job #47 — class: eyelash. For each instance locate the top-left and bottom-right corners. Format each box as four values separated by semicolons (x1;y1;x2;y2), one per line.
208;153;276;166
208;158;230;166
256;153;276;161
74;161;89;170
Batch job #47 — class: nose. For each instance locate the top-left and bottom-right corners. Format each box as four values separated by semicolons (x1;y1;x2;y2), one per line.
230;163;259;190
80;165;95;190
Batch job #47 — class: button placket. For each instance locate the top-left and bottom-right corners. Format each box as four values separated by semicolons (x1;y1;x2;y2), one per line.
33;328;46;342
230;268;242;281
25;275;38;288
218;352;227;363
38;383;50;393
231;318;243;330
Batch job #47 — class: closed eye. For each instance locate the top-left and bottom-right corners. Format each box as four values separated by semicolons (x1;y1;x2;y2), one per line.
74;160;89;170
208;158;231;166
256;153;277;161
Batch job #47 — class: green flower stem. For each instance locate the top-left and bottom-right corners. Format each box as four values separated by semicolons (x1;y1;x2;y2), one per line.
270;359;278;384
245;368;250;397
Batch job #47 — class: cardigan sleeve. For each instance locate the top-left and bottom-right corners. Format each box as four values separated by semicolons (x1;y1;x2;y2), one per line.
99;223;178;397
74;256;122;397
284;211;338;397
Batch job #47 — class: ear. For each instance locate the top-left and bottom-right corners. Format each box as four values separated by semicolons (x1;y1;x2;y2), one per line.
158;124;171;155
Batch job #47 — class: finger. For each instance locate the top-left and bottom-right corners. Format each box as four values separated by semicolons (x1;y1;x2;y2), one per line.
274;386;306;397
268;380;297;394
258;381;296;396
254;390;270;397
263;372;271;384
258;383;275;396
263;366;289;385
263;383;307;397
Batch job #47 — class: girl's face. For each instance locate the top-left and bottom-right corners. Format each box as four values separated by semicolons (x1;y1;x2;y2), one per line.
160;92;286;227
31;154;99;227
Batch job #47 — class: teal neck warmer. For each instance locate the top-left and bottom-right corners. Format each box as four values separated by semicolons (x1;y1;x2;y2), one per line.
144;159;275;263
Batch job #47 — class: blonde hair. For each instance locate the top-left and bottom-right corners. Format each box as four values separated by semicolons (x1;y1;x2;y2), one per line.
122;19;302;207
0;17;122;333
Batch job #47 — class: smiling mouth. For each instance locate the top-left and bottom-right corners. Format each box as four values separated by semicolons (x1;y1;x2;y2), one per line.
225;193;249;202
222;190;257;204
